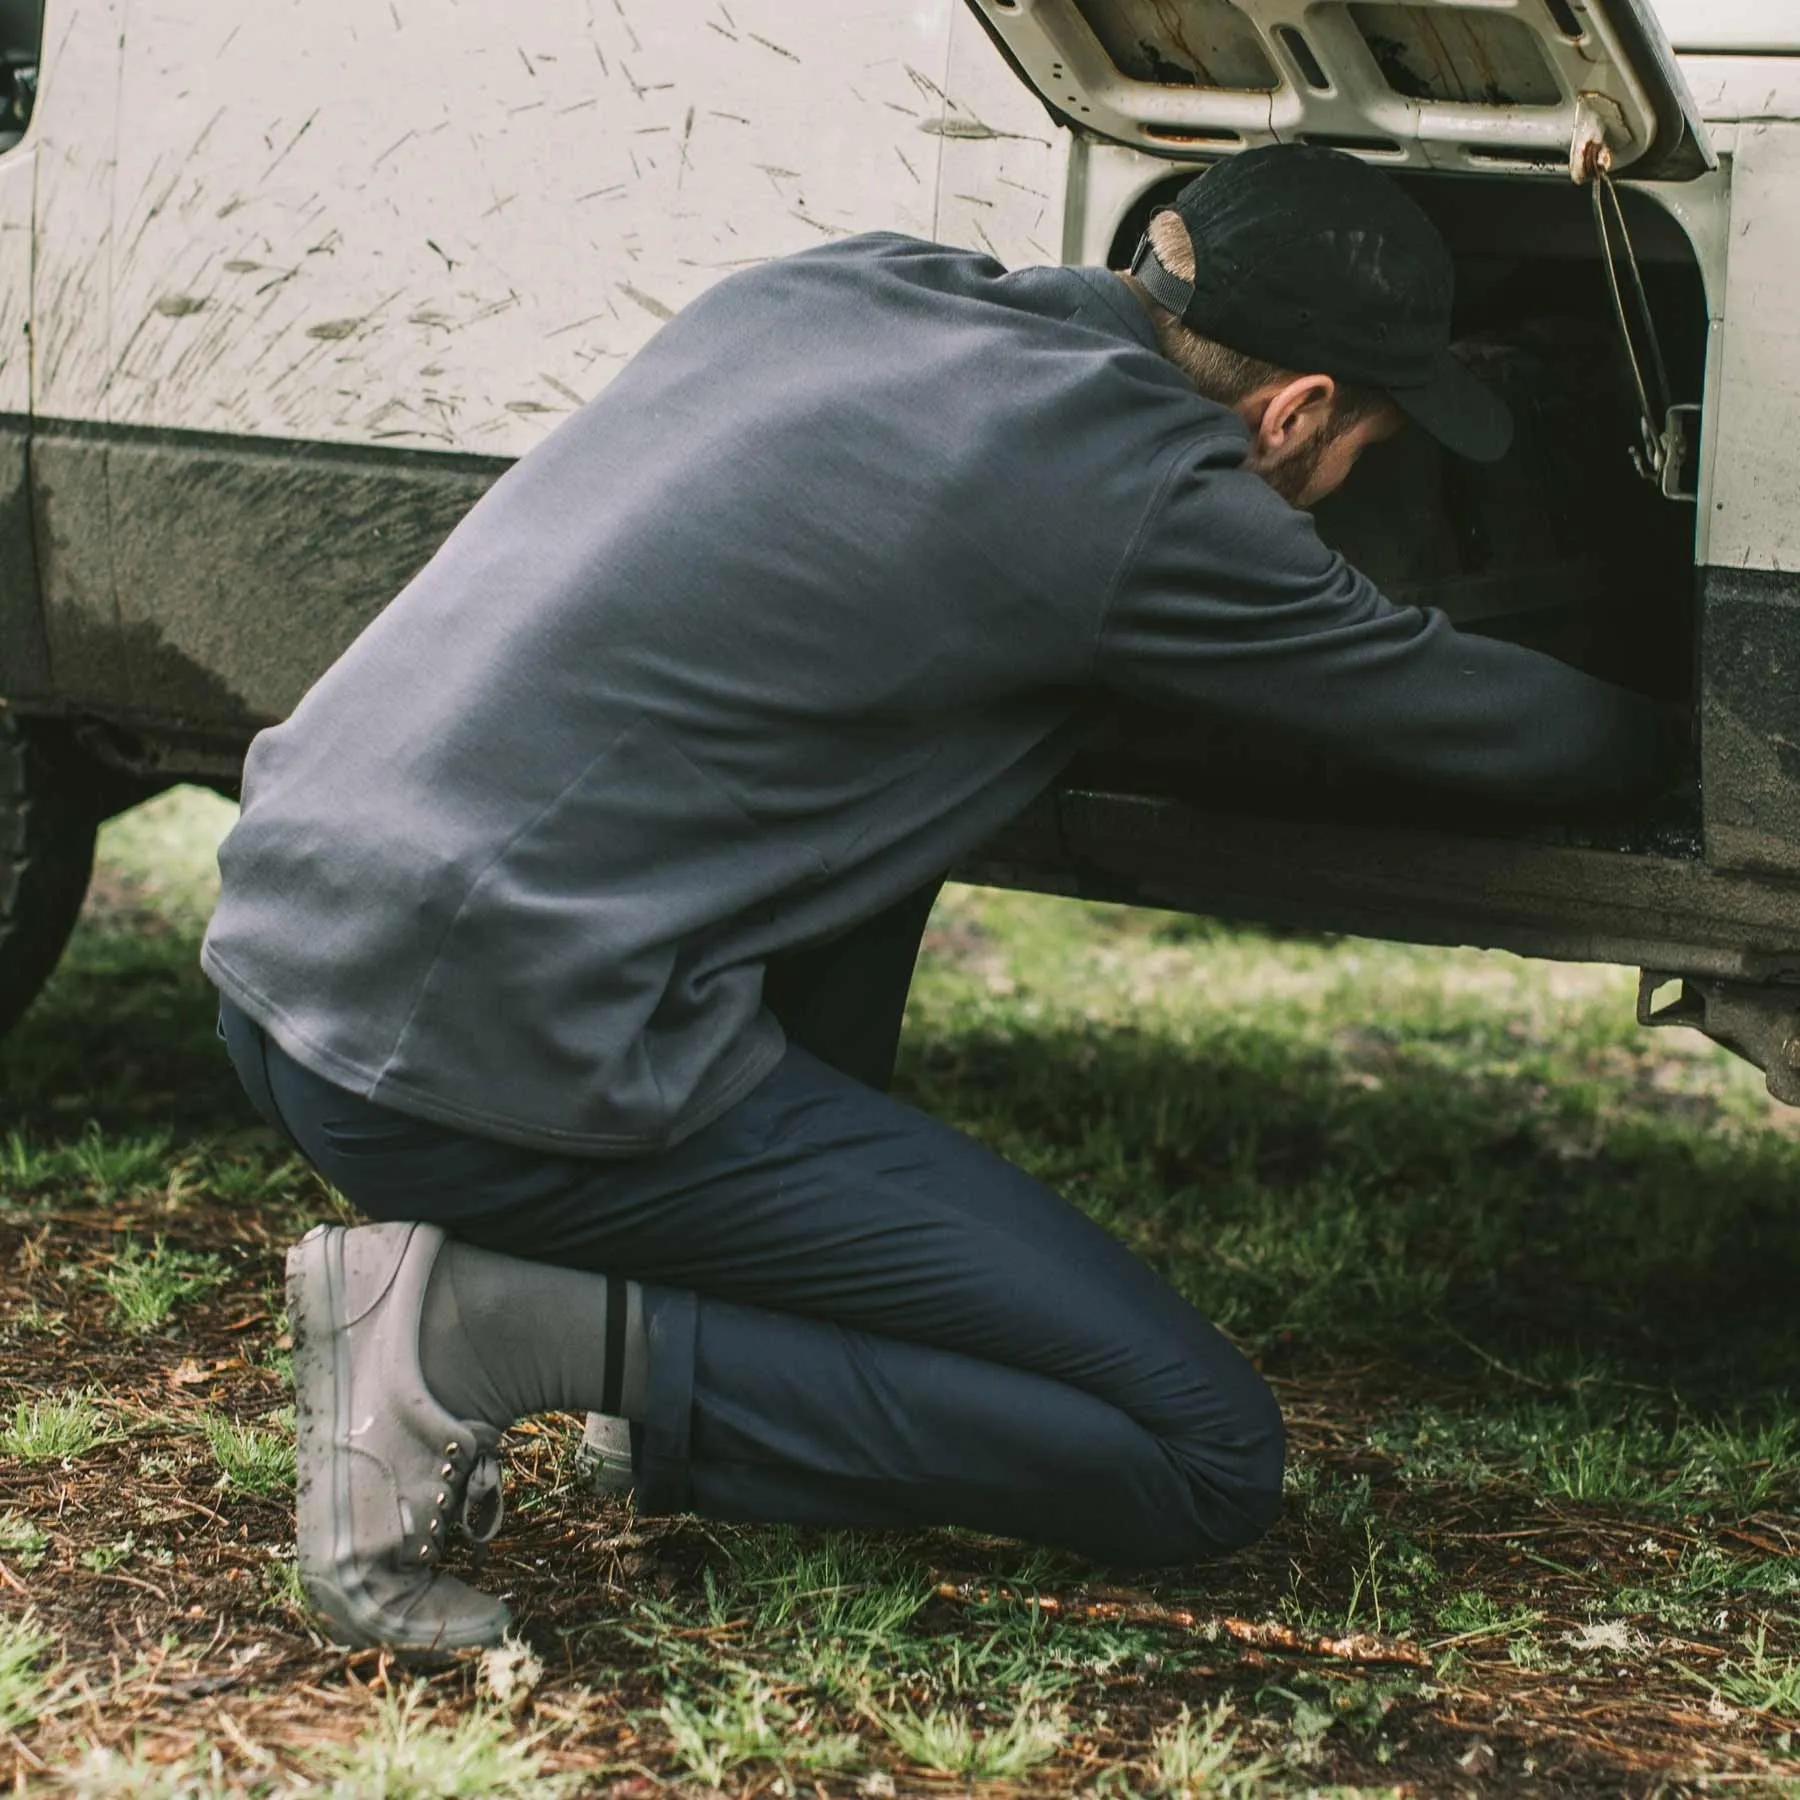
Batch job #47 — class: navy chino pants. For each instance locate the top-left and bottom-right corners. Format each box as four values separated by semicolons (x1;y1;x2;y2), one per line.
220;881;1283;1564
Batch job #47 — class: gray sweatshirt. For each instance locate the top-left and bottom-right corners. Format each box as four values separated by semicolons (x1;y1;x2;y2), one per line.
202;233;1672;1154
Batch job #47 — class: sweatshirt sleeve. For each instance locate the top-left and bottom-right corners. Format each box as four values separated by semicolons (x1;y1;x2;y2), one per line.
1098;456;1681;808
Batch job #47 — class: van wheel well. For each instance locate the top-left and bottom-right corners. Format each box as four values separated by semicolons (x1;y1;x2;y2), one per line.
0;714;99;1036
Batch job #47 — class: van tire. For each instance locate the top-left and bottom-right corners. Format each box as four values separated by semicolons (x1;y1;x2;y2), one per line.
0;713;98;1036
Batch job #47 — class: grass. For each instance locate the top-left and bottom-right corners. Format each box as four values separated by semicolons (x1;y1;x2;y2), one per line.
0;1392;114;1461
1702;1623;1800;1725
661;1677;863;1784
1152;1702;1275;1797
94;1234;229;1333
60;1743;247;1800
873;1693;1066;1778
0;1615;55;1735
0;1509;48;1569
67;1125;179;1205
78;1535;138;1575
0;786;1795;1795
257;1548;308;1621
204;1409;296;1498
307;1685;568;1798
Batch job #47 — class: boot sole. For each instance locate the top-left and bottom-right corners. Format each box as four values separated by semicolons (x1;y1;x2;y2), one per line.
287;1225;504;1653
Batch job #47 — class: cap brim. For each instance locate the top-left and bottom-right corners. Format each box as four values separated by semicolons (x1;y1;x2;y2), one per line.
1391;348;1514;464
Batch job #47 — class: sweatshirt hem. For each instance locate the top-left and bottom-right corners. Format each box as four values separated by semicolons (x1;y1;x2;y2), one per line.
201;946;788;1158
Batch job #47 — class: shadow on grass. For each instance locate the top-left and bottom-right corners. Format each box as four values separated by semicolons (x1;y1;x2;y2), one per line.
3;885;1796;1790
7;896;1797;1429
0;916;248;1141
900;1020;1800;1418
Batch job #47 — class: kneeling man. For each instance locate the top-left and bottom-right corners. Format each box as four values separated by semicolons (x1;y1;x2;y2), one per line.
203;146;1675;1649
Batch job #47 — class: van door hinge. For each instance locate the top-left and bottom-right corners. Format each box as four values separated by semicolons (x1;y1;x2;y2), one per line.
1571;99;1697;505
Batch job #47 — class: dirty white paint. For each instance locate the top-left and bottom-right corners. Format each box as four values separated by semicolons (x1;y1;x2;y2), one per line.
28;0;125;427
1654;1;1800;55
1063;137;1176;269
15;0;1798;589
1679;55;1800;122
1644;158;1735;570
1708;122;1800;573
32;0;1062;457
0;151;31;417
935;4;1065;268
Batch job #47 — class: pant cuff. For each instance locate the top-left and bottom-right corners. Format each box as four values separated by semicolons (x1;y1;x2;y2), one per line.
635;1285;698;1514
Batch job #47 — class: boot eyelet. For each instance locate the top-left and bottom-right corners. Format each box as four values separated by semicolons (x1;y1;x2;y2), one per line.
445;1441;461;1456
441;1463;455;1479
436;1491;447;1506
419;1544;432;1560
429;1517;442;1534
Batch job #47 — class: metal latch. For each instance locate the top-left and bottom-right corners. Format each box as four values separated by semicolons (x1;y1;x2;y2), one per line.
1655;402;1702;503
1570;99;1699;504
1638;971;1800;1106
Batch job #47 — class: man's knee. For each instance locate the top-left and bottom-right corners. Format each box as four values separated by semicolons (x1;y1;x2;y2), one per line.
1215;1384;1288;1547
1168;1373;1287;1561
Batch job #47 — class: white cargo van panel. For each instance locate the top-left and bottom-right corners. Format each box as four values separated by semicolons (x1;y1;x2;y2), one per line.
1654;1;1800;55
28;0;123;424
1709;121;1800;574
936;3;1065;268
1679;56;1800;123
0;154;30;416
76;0;1063;458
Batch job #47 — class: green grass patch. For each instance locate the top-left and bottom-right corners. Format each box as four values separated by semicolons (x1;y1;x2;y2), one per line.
1151;1702;1276;1798
0;1510;48;1570
661;1675;863;1785
204;1410;296;1498
872;1692;1066;1779
905;889;1800;1387
0;1393;116;1462
68;1127;179;1205
307;1685;568;1799
77;1535;137;1576
259;1548;307;1616
1698;1622;1800;1725
0;1614;57;1735
93;1234;228;1333
1364;1400;1800;1518
58;1743;244;1800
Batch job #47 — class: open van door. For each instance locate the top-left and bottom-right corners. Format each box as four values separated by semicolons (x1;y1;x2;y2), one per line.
965;0;1714;180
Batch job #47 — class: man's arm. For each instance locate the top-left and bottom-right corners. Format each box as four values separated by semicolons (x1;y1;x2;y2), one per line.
1098;461;1682;808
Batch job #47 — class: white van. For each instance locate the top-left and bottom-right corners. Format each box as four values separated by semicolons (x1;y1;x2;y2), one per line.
4;1;1800;1096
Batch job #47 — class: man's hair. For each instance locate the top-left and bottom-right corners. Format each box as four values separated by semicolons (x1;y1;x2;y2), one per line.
1129;211;1386;427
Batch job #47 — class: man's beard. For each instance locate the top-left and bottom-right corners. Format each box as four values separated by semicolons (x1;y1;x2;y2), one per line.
1256;432;1331;507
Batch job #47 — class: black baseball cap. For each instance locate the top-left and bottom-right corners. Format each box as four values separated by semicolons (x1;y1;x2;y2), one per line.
1131;143;1512;463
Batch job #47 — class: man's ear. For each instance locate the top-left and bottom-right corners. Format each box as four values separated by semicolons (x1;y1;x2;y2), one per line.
1240;374;1338;459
